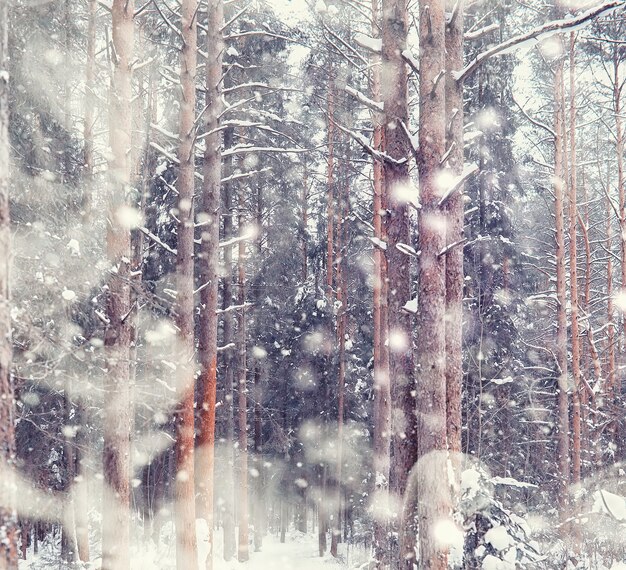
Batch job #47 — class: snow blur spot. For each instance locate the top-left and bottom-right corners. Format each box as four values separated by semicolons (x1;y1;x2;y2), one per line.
387;328;409;353
252;346;268;359
115;205;144;230
538;36;563;60
176;470;190;482
61;289;76;301
433;518;463;551
434;169;455;198
391;180;420;208
62;425;78;439
315;0;327;13
614;289;626;313
145;321;177;345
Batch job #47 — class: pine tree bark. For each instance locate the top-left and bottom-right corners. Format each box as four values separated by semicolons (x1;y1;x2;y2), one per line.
371;0;391;564
74;4;97;562
220;127;236;562
568;33;581;487
302;167;309;282
326;78;335;296
606;188;616;460
102;2;134;568
319;74;336;560
380;0;416;528
578;187;594;470
237;190;249;563
444;0;465;486
82;0;96;219
416;0;452;567
614;44;624;404
197;2;223;569
253;361;263;552
331;179;347;558
174;1;199;567
61;3;78;562
553;25;570;524
253;185;264;553
0;0;18;565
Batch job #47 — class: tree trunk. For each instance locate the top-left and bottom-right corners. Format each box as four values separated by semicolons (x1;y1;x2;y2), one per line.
62;6;79;556
73;403;90;564
416;0;452;568
102;2;134;568
553;24;570;525
82;0;96;219
444;0;465;490
237;189;250;563
318;464;327;557
174;1;199;567
615;44;625;405
73;5;97;561
253;185;264;553
331;179;347;559
371;0;391;565
253;362;263;552
380;3;417;559
579;183;594;472
61;394;78;565
221;128;236;562
326;78;335;296
197;2;223;569
0;1;18;566
302;167;309;282
568;33;581;487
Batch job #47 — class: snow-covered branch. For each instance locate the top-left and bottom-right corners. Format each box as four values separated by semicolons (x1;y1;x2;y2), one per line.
220;3;251;31
219;232;256;249
333;122;408;167
222;144;309;157
344;86;384;113
221;168;272;184
464;22;499;41
456;0;626;82
512;95;556;138
138;227;177;256
353;32;381;53
437;163;479;207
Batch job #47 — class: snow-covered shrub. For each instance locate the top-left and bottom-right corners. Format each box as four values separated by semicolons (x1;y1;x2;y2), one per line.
458;466;544;569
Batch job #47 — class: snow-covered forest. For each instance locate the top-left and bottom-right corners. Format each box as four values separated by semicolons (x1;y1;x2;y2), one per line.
1;0;626;568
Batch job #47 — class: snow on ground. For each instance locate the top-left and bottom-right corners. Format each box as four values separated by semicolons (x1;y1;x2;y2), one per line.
20;523;369;569
213;532;366;570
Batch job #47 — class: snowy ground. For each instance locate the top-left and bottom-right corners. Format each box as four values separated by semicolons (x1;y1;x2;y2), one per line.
21;524;370;569
211;532;368;570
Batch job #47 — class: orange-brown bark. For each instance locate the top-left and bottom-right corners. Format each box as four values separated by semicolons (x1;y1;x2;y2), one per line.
174;1;199;567
102;2;134;567
553;27;570;523
0;2;18;566
568;33;581;487
416;0;452;567
371;0;390;563
197;2;223;569
444;0;465;485
381;0;416;512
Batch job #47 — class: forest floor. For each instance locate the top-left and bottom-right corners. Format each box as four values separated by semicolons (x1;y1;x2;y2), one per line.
212;532;369;570
20;527;370;569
